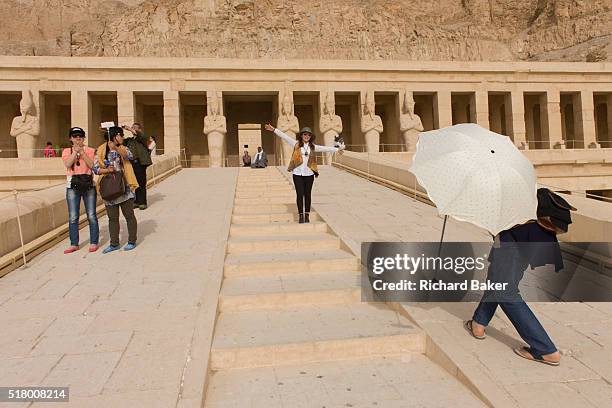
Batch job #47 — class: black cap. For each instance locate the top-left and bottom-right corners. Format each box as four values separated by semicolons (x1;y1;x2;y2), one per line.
108;126;124;138
69;127;85;137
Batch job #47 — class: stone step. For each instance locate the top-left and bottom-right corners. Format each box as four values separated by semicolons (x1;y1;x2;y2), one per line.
219;271;361;311
205;355;486;407
234;196;294;205
233;204;294;214
236;178;286;183
235;187;290;195
235;191;294;199
210;303;425;370
229;221;328;237
231;212;320;224
236;181;289;187
236;179;285;184
234;191;290;198
223;249;359;277
237;174;284;180
227;233;340;254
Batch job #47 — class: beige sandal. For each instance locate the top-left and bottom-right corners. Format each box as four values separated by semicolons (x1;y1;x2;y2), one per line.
514;346;560;366
464;320;486;340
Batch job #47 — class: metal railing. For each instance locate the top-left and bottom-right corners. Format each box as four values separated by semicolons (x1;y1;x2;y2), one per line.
523;139;611;149
332;151;612;204
0;148;64;159
0;184;79;273
344;144;409;153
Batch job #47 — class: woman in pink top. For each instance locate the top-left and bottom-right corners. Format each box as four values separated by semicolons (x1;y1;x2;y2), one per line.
44;142;56;158
61;127;99;254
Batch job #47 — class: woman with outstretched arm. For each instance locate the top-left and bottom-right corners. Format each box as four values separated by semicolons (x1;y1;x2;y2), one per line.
265;123;344;224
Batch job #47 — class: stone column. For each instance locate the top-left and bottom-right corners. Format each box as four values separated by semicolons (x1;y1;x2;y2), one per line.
474;91;489;129
608;94;612;147
117;91;135;128
579;90;600;148
509;91;527;149
71;90;90;144
546;90;564;149
434;91;452;128
164;90;181;154
489;99;502;134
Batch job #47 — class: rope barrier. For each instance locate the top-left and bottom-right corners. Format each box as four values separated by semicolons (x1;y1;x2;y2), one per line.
12;190;27;268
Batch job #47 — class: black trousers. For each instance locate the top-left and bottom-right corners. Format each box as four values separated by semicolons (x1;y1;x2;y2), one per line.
292;174;315;215
106;198;137;247
132;162;149;206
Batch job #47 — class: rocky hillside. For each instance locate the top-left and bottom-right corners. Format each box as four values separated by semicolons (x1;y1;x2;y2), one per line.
0;0;610;61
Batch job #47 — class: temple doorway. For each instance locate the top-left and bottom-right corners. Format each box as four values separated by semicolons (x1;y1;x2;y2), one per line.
224;93;277;167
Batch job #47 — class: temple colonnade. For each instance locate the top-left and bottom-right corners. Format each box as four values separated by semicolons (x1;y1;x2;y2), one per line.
0;58;610;166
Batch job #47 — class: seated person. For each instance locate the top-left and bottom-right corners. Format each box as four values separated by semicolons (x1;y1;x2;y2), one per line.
242;150;251;167
251;146;267;168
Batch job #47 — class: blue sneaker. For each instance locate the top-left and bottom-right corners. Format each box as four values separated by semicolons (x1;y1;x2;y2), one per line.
102;245;120;254
123;243;137;251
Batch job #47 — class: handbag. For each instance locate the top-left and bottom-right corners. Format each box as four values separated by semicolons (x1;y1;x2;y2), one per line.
99;171;126;201
99;150;126;201
71;174;93;193
69;148;93;193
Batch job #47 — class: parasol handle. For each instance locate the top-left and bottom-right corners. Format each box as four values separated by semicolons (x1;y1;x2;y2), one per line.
430;215;448;287
437;215;448;257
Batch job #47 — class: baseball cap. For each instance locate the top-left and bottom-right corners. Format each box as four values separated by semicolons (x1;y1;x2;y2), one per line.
69;127;86;137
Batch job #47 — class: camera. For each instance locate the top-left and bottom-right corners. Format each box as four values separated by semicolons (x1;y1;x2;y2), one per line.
334;135;345;149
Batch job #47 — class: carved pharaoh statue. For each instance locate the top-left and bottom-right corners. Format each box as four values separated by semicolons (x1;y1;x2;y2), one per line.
203;92;227;168
319;91;343;164
360;90;383;153
276;92;299;166
399;91;424;151
10;90;40;158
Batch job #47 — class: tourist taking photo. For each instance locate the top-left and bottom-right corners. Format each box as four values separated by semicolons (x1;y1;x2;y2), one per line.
61;127;99;254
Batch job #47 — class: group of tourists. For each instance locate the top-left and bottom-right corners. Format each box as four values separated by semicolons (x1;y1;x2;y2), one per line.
59;117;567;367
62;123;153;255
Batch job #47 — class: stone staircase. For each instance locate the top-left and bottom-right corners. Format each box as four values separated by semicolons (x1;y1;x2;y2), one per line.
203;167;486;407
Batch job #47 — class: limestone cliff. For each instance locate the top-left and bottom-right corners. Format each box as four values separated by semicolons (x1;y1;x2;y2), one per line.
0;0;610;61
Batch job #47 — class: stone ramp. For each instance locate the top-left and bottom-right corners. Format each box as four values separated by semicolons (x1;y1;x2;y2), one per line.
203;167;486;407
308;165;612;408
0;168;238;408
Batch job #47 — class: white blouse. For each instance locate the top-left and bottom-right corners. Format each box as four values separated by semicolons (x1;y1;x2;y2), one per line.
274;128;339;176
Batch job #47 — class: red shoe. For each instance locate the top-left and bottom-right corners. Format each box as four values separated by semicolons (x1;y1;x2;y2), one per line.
88;245;99;253
64;246;79;254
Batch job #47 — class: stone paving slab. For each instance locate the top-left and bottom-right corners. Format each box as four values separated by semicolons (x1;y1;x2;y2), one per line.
212;303;420;350
0;168;237;408
308;165;612;408
205;355;487;408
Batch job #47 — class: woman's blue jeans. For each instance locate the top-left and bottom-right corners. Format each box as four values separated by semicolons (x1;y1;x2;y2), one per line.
66;187;99;246
472;242;557;357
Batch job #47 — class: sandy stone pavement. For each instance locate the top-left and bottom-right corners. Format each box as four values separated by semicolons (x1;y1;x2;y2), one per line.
0;168;237;408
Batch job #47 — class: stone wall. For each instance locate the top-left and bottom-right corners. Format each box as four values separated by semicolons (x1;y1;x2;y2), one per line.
1;0;610;61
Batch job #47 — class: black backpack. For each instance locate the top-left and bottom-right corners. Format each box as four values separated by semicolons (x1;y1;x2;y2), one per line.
536;188;576;234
